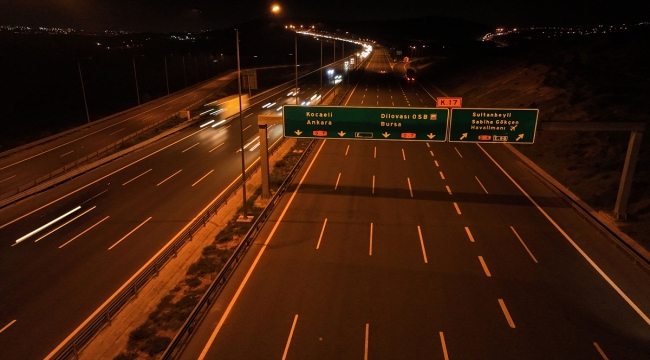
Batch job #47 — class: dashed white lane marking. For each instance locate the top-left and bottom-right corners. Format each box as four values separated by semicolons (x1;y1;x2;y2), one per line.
498;299;516;328
369;223;374;256
426;142;430;148
316;218;328;249
182;142;200;153
593;342;610;360
465;227;475;242
407;178;414;198
59;216;110;248
475;176;489;194
365;323;370;360
372;175;375;194
478;143;650;326
510;226;538;263
478;256;492;277
439;171;445;180
0;175;16;182
192;170;214;187
157;169;182;186
0;320;17;334
244;113;254;118
122;169;152;186
417;225;429;263
430;150;434;157
335;173;342;190
435;160;439;167
242;125;252;131
209;142;225;153
440;332;450;360
374;146;376;158
453;202;461;215
345;144;350;156
108;216;152;250
454;147;463;158
281;315;299;360
402;148;406;160
446;186;452;195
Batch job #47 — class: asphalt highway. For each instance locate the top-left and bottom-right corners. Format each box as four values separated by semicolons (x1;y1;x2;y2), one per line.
180;49;650;359
0;58;357;359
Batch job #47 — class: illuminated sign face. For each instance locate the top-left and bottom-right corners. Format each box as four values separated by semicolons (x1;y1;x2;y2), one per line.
449;109;539;144
313;130;328;137
401;133;416;139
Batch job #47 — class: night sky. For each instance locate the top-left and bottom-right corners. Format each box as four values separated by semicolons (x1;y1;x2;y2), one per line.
0;0;646;32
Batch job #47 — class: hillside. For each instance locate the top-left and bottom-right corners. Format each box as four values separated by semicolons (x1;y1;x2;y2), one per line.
420;27;650;249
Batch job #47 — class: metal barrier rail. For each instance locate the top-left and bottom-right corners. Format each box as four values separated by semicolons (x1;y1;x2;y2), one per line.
47;136;289;360
161;139;317;360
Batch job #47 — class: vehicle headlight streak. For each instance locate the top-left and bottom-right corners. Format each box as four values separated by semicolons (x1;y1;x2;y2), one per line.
14;206;81;245
211;120;227;128
200;120;215;128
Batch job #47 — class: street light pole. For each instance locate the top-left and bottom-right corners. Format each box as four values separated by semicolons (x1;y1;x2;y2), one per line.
132;57;140;106
320;39;323;103
236;28;249;218
294;33;299;105
182;55;187;88
77;60;90;124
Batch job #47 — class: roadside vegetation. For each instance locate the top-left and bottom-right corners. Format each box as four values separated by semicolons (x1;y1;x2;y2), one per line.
420;27;650;249
113;139;311;360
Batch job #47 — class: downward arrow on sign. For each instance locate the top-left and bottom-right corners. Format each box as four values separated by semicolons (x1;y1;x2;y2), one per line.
338;131;346;137
382;132;390;138
294;130;302;136
427;133;435;139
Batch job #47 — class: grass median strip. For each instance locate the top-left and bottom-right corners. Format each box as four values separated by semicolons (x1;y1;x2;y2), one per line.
113;139;311;360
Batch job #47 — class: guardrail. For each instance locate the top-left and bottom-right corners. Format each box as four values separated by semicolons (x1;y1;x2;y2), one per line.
46;134;289;360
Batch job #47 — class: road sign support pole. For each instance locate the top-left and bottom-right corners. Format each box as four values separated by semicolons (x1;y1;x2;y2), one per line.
259;124;271;200
613;130;643;220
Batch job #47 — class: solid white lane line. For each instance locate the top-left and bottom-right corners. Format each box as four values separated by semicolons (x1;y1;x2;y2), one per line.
334;173;342;190
182;142;200;153
143;114;154;120
13;206;81;245
59;216;109;248
478;256;492;277
510;226;538;263
60;151;74;157
439;332;449;360
122;169;152;185
481;137;650;317
439;171;445;180
192;170;214;187
0;320;17;334
402;148;406;160
426;142;430;148
108;217;152;250
475;176;489;194
374;146;376;158
407;178;414;197
446;186;452;195
157;169;182;186
453;202;461;215
465;227;475;242
316;218;328;249
0;174;16;182
209;142;225;153
345;144;350;156
417;226;429;263
454;147;463;158
281;315;299;360
435;160;439;167
369;223;373;256
498;299;516;328
34;206;96;242
242;125;252;131
109;128;125;136
372;175;375;194
365;323;370;360
593;342;610;360
197;140;327;360
430;150;434;157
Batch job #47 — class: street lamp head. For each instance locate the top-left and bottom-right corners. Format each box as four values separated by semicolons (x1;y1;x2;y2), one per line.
271;4;281;13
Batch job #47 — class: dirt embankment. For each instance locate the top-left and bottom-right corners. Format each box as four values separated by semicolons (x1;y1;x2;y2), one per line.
421;28;650;250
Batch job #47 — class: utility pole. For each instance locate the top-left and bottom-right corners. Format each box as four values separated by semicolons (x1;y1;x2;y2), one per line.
77;60;90;124
132;57;140;106
182;56;187;88
164;56;170;95
236;29;249;218
295;33;299;105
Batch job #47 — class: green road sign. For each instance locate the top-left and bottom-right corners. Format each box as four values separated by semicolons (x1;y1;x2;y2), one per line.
449;108;539;144
283;105;449;141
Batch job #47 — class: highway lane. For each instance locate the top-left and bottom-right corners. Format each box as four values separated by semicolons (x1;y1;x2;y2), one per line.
181;48;650;359
0;71;239;194
0;56;362;359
